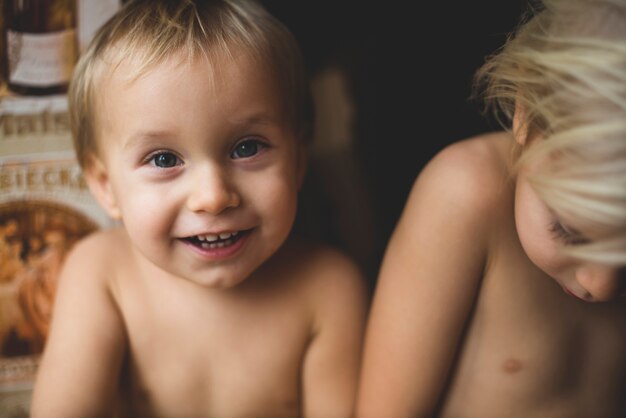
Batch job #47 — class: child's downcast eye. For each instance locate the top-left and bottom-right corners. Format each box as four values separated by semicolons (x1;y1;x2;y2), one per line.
550;221;589;246
231;139;264;159
150;152;181;168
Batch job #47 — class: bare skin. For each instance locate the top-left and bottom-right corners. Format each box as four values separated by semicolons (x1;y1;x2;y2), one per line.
356;132;626;418
32;230;367;417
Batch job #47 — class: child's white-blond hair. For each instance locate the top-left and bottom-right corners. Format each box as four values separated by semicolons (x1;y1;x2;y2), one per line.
69;0;313;169
475;0;626;264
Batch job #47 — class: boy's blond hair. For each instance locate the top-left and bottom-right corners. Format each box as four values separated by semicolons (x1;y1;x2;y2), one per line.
475;0;626;264
69;0;312;168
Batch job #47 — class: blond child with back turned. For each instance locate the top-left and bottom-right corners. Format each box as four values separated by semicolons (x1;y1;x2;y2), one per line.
356;0;626;416
30;0;368;416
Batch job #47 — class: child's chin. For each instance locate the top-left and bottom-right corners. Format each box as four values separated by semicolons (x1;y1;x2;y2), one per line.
189;273;247;289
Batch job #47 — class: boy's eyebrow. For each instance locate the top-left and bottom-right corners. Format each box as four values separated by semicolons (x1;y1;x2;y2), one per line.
228;113;280;127
123;130;176;150
123;114;281;150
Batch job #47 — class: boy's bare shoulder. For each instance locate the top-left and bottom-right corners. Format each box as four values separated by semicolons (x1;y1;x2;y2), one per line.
69;226;127;256
272;237;368;304
63;227;130;277
285;238;363;279
416;131;514;214
285;238;369;337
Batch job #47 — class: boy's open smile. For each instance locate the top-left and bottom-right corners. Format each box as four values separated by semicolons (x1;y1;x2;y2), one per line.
180;229;251;260
185;230;241;247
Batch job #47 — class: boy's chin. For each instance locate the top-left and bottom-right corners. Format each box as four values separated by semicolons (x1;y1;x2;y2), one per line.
178;270;251;289
150;259;255;289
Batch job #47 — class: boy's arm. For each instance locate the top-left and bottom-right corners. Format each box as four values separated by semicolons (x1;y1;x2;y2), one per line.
355;139;500;417
301;249;369;418
30;234;127;418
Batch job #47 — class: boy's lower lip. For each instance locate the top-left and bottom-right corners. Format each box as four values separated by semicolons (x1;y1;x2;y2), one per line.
181;229;250;260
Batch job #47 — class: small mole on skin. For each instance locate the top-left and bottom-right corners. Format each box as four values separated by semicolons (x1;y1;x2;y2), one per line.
502;358;523;374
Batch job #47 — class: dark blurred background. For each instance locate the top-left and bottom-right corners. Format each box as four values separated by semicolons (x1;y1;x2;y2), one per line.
261;0;526;288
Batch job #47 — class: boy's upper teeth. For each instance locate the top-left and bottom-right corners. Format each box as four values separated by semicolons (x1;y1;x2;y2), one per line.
197;231;238;241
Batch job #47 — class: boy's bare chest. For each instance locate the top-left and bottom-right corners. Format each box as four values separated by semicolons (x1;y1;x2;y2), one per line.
441;254;626;417
115;283;311;417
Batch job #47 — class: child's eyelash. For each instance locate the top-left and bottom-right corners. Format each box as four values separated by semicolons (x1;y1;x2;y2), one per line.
549;221;588;246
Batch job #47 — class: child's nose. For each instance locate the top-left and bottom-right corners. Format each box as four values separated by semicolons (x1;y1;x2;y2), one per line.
186;167;241;215
575;264;626;302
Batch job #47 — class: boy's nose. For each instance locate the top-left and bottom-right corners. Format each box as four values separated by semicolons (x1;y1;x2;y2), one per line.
186;168;241;215
575;264;626;302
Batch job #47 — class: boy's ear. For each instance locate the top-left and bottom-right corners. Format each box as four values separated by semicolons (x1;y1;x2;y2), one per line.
83;155;122;220
512;100;529;146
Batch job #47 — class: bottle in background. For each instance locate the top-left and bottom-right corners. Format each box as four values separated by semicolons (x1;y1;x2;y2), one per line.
1;6;5;88
3;0;78;96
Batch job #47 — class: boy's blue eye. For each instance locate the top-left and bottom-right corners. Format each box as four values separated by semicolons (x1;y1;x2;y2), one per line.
231;140;262;159
151;152;180;168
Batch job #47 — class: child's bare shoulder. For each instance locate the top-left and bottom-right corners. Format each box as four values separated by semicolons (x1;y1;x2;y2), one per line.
62;227;130;281
275;238;368;305
288;238;364;280
426;132;511;187
415;131;513;214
